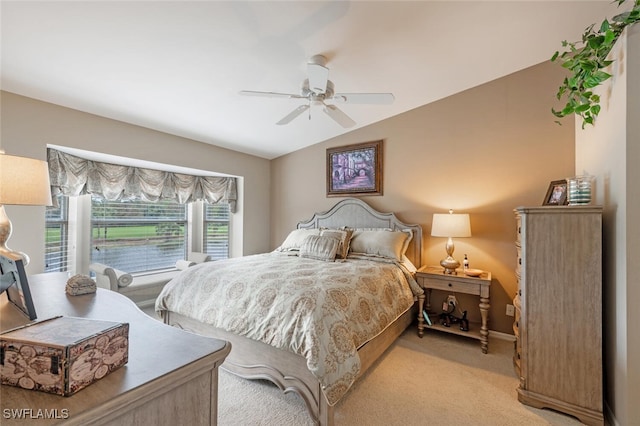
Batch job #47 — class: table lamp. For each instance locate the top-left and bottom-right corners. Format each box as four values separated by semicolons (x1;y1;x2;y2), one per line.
431;209;471;274
0;152;53;266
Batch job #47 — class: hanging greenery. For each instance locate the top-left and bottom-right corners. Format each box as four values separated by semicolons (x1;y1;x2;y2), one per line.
551;0;640;127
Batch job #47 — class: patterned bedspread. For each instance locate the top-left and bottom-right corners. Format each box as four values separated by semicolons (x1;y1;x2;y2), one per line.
155;252;419;405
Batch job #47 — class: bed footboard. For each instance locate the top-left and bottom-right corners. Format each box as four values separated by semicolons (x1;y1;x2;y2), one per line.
160;307;414;426
161;310;332;425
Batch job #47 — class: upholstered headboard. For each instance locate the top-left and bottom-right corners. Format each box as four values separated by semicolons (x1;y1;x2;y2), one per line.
297;198;423;268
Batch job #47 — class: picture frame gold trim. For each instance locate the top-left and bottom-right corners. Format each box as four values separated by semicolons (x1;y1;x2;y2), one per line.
326;140;383;197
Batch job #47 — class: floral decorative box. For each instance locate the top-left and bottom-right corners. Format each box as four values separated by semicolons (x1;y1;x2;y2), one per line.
0;316;128;396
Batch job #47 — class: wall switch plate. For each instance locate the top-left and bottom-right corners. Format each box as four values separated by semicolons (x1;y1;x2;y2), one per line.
506;304;515;316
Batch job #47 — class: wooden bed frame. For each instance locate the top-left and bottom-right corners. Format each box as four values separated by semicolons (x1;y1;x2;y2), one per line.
160;198;422;425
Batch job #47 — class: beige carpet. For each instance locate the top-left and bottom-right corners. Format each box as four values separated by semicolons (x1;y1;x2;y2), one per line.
143;307;582;425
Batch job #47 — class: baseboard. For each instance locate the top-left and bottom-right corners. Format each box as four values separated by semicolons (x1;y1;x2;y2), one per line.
488;330;515;342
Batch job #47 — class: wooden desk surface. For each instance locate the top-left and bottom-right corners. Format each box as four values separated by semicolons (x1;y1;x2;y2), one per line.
1;272;231;425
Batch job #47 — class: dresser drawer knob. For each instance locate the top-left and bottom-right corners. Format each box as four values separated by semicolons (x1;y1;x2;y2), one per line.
448;283;452;287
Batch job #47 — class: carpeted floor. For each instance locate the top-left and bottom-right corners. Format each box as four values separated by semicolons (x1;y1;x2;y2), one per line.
143;307;582;425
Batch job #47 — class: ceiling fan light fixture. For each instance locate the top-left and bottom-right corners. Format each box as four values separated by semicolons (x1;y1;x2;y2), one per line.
239;54;394;128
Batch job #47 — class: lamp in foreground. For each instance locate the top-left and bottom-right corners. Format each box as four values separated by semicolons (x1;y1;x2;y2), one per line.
431;209;471;274
0;152;52;266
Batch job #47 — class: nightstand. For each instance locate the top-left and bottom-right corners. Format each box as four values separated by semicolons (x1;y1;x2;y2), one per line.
415;265;491;353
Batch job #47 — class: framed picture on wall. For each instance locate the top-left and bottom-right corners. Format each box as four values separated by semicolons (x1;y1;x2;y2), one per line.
326;140;383;197
542;179;568;206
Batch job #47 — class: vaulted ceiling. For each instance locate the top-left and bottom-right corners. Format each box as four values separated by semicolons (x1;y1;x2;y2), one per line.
1;1;619;159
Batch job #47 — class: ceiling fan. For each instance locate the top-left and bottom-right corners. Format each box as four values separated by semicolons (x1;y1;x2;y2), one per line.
239;55;394;128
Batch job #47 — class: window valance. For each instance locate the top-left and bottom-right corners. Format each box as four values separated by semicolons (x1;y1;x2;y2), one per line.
47;148;237;212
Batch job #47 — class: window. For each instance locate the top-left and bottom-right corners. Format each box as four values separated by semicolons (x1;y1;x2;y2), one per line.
204;202;230;260
45;195;69;272
91;198;187;274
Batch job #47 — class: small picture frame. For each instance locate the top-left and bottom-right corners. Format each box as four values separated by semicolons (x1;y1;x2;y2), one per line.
0;254;37;320
326;140;383;197
543;179;568;206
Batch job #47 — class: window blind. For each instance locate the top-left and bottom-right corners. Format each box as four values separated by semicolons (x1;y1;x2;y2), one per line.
204;202;230;260
45;195;69;272
91;198;187;274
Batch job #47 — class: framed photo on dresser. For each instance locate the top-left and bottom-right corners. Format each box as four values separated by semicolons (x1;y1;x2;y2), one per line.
0;254;37;320
542;179;568;206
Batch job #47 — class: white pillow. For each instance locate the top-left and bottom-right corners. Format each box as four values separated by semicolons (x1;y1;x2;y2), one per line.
399;228;413;257
348;229;410;261
299;235;339;262
276;229;321;252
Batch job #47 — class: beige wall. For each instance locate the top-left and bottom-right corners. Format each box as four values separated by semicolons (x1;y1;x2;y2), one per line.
575;25;639;426
0;91;272;273
271;61;575;335
1;61;577;336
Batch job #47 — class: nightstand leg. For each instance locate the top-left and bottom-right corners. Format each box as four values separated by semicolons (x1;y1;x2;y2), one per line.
479;296;490;353
417;293;425;337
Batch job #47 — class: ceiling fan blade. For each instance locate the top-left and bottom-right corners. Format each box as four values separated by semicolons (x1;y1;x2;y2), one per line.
239;90;304;99
332;93;395;104
307;62;329;94
323;104;356;128
276;105;310;125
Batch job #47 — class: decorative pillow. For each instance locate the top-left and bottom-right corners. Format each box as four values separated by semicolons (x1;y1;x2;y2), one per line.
320;228;353;259
299;235;339;262
275;228;321;252
399;228;413;257
348;229;410;261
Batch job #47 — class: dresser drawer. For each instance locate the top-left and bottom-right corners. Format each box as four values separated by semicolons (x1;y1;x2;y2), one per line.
513;295;522;376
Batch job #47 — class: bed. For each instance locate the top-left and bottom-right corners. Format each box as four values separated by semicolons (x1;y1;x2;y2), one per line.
156;198;422;426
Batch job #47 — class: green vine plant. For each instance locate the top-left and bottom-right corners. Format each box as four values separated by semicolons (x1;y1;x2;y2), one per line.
551;0;640;128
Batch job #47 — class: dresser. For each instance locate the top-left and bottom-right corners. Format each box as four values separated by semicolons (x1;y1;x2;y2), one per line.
0;272;230;425
513;206;603;426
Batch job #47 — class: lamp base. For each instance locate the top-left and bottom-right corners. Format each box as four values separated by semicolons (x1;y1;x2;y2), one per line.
440;256;460;275
0;205;30;266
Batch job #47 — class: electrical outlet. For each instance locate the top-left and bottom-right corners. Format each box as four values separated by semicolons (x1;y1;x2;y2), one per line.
446;295;457;308
506;304;515;317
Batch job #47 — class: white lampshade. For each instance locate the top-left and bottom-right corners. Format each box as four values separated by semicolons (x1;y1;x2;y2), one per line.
431;210;471;274
431;211;471;238
0;153;53;265
0;154;52;206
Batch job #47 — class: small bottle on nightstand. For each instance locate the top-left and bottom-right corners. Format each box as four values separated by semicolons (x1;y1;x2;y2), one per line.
463;254;469;271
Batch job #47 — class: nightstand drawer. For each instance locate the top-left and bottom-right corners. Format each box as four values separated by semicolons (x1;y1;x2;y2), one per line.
418;276;482;295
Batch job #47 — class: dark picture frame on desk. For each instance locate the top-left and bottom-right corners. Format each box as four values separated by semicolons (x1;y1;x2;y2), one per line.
0;254;37;320
542;179;568;206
